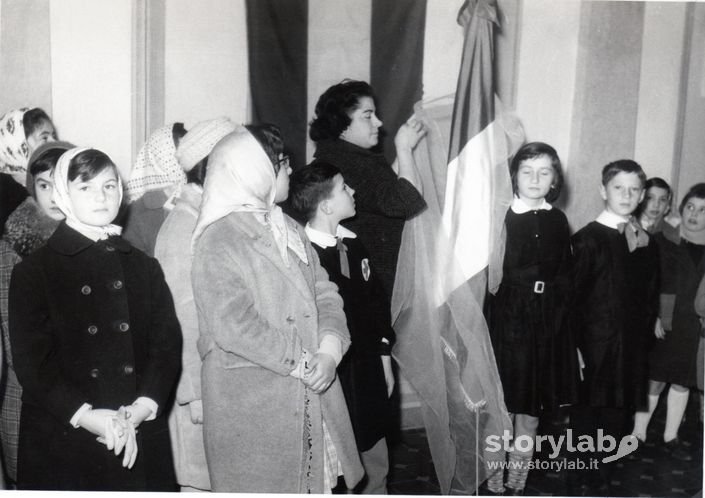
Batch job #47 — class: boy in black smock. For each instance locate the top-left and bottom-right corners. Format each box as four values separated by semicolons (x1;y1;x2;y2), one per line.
569;160;659;494
290;162;395;494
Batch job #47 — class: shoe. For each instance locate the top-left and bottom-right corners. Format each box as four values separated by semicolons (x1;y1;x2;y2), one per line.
663;438;693;462
477;483;505;495
626;437;646;461
504;486;524;495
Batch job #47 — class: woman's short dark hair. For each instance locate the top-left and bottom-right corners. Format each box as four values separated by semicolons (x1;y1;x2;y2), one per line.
288;161;341;222
679;182;705;215
67;149;117;183
508;141;564;203
309;80;375;142
246;123;285;175
22;108;54;138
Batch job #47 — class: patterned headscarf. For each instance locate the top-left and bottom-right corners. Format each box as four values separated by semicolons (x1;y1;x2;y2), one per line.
0;108;30;180
53;147;123;240
191;128;306;266
125;124;185;203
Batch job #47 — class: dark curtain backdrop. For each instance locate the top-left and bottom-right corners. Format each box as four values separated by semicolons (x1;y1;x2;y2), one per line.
246;0;426;168
371;0;427;164
246;0;309;168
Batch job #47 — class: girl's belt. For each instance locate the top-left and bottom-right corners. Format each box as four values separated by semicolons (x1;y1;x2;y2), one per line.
502;279;552;294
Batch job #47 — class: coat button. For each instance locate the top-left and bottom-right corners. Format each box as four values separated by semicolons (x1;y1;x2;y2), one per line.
119;322;130;332
105;245;115;252
113;280;123;290
87;325;98;335
81;285;91;295
90;368;100;378
123;364;134;375
286;316;295;323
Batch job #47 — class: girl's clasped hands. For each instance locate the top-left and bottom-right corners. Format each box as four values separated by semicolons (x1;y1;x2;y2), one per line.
98;407;138;469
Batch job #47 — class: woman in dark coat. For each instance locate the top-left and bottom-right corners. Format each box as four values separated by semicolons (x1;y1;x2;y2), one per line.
309;80;427;298
8;147;181;491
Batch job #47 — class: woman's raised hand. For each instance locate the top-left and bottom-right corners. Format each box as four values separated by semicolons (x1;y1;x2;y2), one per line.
394;116;427;152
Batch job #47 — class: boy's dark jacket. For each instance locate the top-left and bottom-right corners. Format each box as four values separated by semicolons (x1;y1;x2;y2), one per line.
311;234;395;452
571;221;659;410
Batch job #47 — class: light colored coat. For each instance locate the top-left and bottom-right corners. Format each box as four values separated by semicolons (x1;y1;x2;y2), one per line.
192;211;363;493
154;185;210;490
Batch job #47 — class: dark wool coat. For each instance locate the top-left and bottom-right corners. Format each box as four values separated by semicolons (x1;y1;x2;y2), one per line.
313;139;426;297
311;235;395;452
9;222;181;491
0;198;59;482
571;222;659;411
192;212;363;493
488;208;578;416
649;231;705;387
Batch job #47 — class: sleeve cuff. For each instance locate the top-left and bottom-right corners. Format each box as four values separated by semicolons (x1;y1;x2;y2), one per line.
318;335;343;366
70;403;93;428
134;397;158;421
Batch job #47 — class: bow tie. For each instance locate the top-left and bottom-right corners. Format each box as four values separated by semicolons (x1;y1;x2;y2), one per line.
617;218;649;252
336;237;350;278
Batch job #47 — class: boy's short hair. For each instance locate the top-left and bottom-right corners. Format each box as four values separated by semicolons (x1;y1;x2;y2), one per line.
288;161;341;222
601;159;646;187
678;182;705;215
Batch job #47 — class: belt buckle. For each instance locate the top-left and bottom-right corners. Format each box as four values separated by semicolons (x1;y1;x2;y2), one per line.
533;281;545;294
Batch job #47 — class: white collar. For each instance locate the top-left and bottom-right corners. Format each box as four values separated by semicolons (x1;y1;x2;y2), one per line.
510;196;552;214
596;209;630;229
305;223;357;248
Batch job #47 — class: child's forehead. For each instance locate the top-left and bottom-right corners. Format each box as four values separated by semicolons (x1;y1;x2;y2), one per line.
607;171;643;186
647;186;669;196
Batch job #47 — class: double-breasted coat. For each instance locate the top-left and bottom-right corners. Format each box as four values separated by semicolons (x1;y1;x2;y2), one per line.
192;211;364;494
8;222;181;491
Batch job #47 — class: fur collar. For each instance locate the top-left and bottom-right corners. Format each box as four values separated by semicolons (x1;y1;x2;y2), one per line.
3;197;60;257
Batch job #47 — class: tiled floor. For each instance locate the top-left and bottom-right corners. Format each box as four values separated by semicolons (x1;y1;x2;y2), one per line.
387;394;704;496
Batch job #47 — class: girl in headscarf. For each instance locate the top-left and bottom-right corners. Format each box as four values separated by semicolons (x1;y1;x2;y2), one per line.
123;118;238;256
191;126;363;493
0;141;73;485
0;108;58;235
122;123;188;255
8;147;181;490
153;120;241;492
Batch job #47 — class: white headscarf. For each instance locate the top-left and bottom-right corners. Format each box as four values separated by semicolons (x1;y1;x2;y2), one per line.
53;147;123;240
125;124;185;203
0;108;30;181
191;128;306;266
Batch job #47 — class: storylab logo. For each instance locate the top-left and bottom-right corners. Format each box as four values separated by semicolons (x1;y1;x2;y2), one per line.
486;430;639;463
